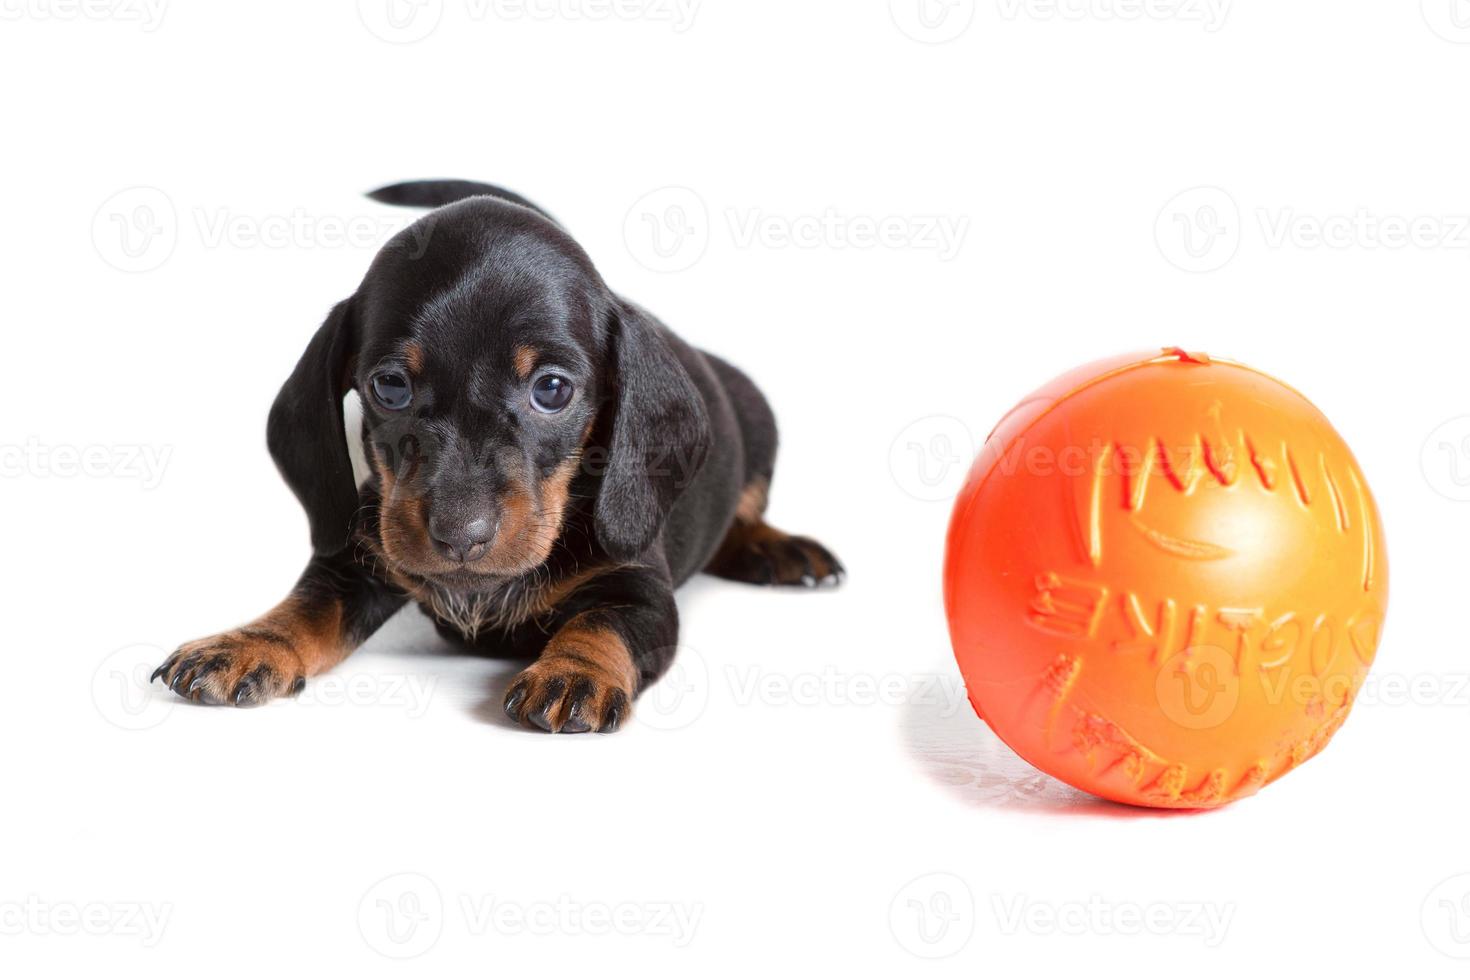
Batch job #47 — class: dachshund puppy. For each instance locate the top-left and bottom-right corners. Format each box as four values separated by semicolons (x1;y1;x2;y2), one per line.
152;179;842;733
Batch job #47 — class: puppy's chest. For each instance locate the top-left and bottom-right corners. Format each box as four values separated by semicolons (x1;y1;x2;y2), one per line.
417;587;516;642
413;569;570;642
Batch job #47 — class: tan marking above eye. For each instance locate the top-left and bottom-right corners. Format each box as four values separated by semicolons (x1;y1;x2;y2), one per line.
400;340;425;374
513;344;540;380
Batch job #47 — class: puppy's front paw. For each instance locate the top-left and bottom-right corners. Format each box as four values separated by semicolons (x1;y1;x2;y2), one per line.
503;656;632;734
152;631;306;707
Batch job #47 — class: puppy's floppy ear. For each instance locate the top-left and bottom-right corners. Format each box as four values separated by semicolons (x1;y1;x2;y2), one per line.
594;302;712;561
266;297;360;555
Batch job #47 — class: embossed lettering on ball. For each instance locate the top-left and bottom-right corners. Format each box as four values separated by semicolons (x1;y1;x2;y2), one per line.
943;349;1389;808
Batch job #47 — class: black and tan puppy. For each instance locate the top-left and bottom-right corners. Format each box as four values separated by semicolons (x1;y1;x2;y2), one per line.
152;179;842;732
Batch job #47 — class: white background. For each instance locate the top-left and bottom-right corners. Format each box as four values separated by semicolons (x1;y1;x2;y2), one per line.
4;1;1470;975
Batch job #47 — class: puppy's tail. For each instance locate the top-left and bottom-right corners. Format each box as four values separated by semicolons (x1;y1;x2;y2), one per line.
367;179;559;225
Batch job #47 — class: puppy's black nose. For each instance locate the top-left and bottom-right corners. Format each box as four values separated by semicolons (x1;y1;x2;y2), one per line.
428;514;493;563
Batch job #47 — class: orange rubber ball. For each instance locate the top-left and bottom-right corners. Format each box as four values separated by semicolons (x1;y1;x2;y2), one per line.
944;349;1389;808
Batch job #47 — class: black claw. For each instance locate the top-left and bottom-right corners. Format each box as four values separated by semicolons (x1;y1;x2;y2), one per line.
503;683;528;719
168;654;201;696
232;665;276;708
795;552;818;585
528;678;567;732
289;676;306;697
600;691;629;733
150;662;169;684
563;678;596;729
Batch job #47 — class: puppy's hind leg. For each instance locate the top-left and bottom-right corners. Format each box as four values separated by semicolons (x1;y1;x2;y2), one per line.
705;477;845;589
701;355;843;589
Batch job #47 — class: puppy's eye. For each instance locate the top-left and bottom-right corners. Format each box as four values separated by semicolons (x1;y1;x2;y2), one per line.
371;371;412;411
530;374;574;413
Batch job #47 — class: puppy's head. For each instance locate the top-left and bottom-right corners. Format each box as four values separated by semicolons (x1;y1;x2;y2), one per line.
266;197;710;586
